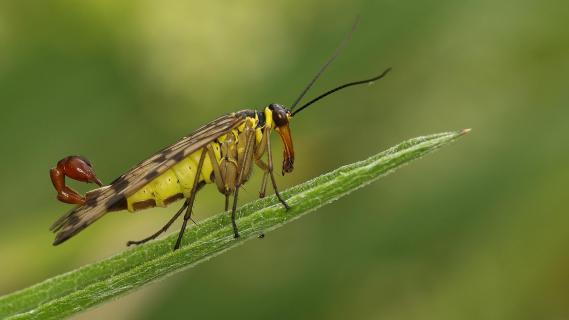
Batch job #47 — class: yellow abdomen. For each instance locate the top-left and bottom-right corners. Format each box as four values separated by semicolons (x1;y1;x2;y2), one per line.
126;143;222;212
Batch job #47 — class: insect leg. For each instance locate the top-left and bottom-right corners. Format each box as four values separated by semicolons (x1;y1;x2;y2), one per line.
266;130;290;210
206;145;232;212
230;129;256;238
230;192;240;238
259;171;269;198
225;194;230;212
174;148;207;250
254;127;270;198
206;145;225;194
126;199;189;246
254;127;270;160
254;157;272;198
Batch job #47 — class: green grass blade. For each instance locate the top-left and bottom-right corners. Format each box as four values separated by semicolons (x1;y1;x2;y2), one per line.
0;129;470;319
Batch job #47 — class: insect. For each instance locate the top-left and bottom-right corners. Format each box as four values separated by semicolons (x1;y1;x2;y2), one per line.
49;23;391;250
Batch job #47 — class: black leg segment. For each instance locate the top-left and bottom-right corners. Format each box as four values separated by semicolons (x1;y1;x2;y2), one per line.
174;148;207;250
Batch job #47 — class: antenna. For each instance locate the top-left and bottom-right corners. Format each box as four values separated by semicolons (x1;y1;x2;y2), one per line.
289;17;360;111
291;68;392;116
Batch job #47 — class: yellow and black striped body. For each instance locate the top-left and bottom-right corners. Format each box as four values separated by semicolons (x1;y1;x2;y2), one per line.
125;111;267;213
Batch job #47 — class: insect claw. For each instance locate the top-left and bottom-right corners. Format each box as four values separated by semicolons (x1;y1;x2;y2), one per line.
56;186;87;205
51;155;104;206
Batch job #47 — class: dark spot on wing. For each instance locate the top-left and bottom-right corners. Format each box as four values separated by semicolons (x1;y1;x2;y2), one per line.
67;214;80;226
107;196;127;212
111;180;128;192
85;198;98;207
146;170;161;181
173;150;186;161
108;194;126;207
154;153;168;163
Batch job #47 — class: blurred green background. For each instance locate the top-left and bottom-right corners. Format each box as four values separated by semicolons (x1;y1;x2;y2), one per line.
1;0;568;319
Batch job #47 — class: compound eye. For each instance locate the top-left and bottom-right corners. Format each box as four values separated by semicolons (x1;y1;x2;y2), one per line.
272;109;289;127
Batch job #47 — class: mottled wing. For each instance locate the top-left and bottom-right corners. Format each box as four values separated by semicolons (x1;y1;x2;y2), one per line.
51;111;249;245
